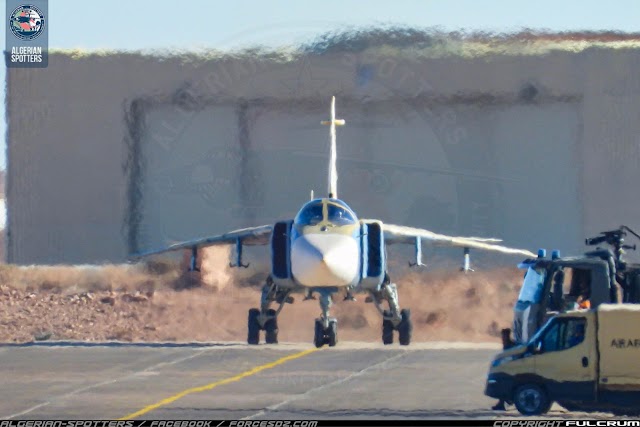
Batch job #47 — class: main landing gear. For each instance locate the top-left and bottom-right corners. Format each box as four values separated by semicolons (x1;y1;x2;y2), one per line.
367;275;413;345
247;277;293;345
247;276;412;348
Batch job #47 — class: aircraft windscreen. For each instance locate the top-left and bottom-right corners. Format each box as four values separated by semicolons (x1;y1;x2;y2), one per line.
295;202;324;226
327;204;356;226
517;267;546;303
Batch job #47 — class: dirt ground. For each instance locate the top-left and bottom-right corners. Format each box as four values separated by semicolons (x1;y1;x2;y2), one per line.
0;247;523;344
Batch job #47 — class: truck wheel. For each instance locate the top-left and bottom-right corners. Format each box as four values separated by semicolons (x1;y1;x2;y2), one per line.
264;309;278;344
513;384;551;416
247;308;261;345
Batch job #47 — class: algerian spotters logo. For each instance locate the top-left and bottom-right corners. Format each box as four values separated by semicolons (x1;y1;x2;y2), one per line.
9;4;45;41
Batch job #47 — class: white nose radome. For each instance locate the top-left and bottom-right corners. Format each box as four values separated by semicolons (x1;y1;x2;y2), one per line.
291;233;359;287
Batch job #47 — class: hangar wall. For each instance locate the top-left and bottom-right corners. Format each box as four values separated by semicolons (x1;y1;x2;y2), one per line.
7;40;640;264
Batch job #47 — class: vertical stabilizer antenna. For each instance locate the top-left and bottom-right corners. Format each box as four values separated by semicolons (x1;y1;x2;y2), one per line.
321;96;345;199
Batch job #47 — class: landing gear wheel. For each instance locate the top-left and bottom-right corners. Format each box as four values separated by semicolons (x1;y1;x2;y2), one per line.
327;319;338;347
247;308;260;345
382;311;394;345
513;383;551;416
398;309;412;346
264;309;278;344
314;319;325;348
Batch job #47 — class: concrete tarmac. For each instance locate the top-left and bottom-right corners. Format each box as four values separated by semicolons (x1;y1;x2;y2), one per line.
0;342;612;420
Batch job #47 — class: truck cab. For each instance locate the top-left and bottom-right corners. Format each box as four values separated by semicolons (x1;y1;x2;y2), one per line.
507;250;620;348
486;305;640;416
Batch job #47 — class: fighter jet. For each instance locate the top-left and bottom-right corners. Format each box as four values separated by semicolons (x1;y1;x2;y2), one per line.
132;97;535;348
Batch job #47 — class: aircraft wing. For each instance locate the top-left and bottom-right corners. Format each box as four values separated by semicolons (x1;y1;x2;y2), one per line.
382;223;536;257
130;224;273;259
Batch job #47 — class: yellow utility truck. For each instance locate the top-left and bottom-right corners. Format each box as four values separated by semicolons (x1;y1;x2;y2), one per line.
485;304;640;416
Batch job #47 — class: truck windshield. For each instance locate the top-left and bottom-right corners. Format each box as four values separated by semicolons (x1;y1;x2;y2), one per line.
517;267;546;303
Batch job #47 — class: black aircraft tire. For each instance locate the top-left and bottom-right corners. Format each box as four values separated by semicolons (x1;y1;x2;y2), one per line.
382;310;394;345
247;308;261;345
314;319;325;348
264;309;278;344
398;309;412;346
327;320;338;347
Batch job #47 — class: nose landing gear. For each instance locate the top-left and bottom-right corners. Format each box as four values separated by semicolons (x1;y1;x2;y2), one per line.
314;318;338;348
313;290;338;348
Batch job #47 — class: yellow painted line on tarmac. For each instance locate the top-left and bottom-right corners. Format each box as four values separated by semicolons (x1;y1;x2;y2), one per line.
119;348;319;420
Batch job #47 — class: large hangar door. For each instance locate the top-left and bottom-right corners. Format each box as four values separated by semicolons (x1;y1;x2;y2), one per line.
136;105;243;253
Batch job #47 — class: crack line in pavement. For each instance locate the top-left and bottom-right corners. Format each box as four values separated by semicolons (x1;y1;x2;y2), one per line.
2;349;214;419
242;351;408;419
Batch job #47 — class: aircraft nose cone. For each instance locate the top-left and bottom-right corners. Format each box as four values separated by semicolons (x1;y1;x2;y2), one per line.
321;247;342;269
291;233;359;287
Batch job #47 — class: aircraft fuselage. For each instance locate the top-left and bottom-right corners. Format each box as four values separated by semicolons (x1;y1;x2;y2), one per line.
289;198;361;288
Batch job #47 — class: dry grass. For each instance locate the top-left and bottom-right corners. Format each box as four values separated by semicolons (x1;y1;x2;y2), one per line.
0;261;178;294
0;245;524;344
0;246;262;294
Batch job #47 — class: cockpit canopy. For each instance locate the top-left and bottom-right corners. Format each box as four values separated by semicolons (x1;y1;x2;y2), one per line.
294;200;324;226
327;201;357;225
294;198;358;227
